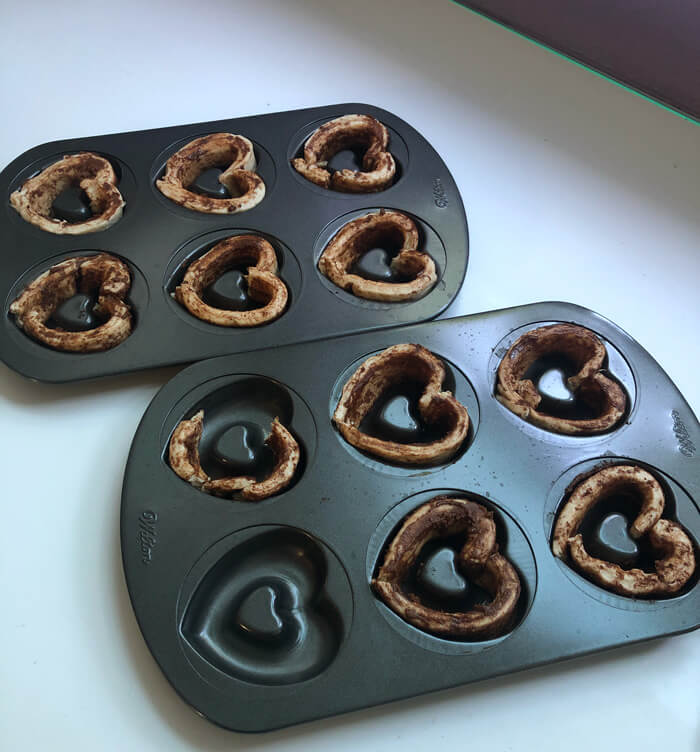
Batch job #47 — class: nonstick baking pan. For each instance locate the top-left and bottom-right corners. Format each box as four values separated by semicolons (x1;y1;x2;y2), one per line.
0;103;467;383
120;301;699;732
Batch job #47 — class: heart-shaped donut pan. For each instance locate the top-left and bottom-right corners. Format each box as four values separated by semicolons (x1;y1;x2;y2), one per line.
122;302;699;732
0;103;467;382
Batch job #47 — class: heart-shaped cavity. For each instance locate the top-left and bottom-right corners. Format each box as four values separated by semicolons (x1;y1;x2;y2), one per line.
417;547;469;601
236;585;284;641
372;496;522;639
523;354;597;420
552;465;697;597
497;323;627;435
327;148;365;174
586;513;639;569
201;269;251;311
351;248;395;282
333;343;469;465
52;186;93;223
532;359;577;403
212;422;270;476
181;528;344;685
361;388;440;446
318;210;437;302
189;167;230;199
48;292;104;332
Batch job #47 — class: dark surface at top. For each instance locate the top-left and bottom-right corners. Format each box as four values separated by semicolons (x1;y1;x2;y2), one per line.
455;1;700;122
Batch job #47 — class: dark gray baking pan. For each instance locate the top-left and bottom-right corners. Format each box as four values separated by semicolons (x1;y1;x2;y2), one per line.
0;103;467;382
120;301;699;732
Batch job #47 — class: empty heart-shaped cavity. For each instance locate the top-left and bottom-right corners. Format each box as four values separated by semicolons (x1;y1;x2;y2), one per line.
416;546;470;602
574;485;663;571
360;386;442;445
180;527;350;685
522;353;598;420
189;167;231;199
326;148;365;174
351;248;395;282
212;422;270;476
51;185;93;223
586;513;640;569
48;291;105;332
236;585;285;641
200;268;256;311
496;323;629;435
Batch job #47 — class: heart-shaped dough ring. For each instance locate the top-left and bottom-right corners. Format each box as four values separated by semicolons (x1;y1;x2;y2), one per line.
10;153;125;235
292;114;396;193
333;343;469;465
169;411;300;501
174;234;288;327
156;133;265;214
10;253;132;352
552;465;696;597
372;496;522;639
318;210;437;302
496;323;627;435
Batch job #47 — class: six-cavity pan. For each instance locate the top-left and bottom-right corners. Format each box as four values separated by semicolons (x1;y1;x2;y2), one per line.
0;103;468;382
121;301;700;732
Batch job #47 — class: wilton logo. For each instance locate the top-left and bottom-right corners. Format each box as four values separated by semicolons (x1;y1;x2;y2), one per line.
138;510;158;565
432;177;448;208
671;410;696;457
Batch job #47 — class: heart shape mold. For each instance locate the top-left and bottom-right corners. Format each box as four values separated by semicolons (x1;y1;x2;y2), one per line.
10;153;124;234
552;465;696;597
156;133;265;214
174;234;288;327
292;114;396;193
372;496;522;639
10;253;132;352
332;343;469;465
318;210;437;302
181;528;343;685
169;410;300;501
496;323;627;435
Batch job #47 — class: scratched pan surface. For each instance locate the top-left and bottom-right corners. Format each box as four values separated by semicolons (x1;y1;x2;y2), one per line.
121;302;700;732
0;103;467;383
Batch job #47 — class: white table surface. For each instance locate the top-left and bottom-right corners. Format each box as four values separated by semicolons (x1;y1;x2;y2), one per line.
1;1;699;749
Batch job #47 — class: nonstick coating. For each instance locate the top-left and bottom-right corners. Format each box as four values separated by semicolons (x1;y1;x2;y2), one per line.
121;301;700;732
0;103;468;382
